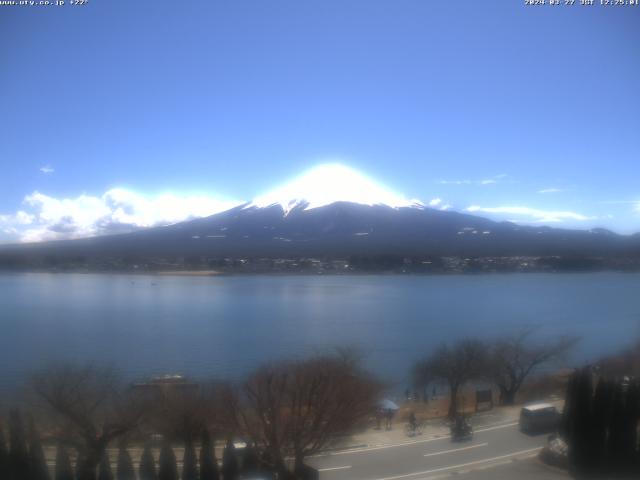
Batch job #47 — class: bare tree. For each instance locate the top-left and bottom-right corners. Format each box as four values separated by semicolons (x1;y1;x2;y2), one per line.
414;339;487;419
489;329;577;405
234;353;381;474
146;381;232;443
31;365;148;480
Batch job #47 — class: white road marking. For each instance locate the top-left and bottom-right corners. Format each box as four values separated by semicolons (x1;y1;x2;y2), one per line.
312;422;519;457
318;465;352;472
423;442;488;457
374;447;542;480
423;456;538;479
474;421;519;433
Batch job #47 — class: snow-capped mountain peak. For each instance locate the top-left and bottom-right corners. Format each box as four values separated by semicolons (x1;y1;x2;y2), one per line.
247;163;423;214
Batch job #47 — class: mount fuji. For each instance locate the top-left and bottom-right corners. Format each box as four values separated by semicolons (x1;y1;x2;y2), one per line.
0;164;639;270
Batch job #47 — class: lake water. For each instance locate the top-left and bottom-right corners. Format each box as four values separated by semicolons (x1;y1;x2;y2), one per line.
1;272;639;393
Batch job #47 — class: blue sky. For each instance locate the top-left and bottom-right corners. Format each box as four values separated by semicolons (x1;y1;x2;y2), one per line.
1;0;639;242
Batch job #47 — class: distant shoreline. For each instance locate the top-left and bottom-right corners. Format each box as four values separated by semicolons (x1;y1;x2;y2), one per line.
1;267;640;276
3;252;640;275
154;270;222;276
2;254;640;275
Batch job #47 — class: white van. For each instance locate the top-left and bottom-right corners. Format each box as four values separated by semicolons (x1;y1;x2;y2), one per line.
519;403;560;433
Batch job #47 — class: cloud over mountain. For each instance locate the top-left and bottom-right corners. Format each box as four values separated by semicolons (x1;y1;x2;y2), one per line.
466;205;594;224
0;189;241;243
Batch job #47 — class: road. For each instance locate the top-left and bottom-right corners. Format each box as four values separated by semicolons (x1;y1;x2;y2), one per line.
307;421;560;480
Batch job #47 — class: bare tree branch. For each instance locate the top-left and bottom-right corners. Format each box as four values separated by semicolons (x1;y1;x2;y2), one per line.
234;354;381;474
488;329;578;405
414;339;488;418
30;365;147;480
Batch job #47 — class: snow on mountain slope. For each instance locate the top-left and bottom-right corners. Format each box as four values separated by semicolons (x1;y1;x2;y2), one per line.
246;163;423;215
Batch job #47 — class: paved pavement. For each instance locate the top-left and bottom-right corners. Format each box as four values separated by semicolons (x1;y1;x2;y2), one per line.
448;457;569;480
41;402;569;479
307;419;565;480
322;400;551;452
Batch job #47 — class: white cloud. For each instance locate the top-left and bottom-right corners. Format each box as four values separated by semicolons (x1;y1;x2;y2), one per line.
439;174;508;186
39;165;54;174
427;198;453;211
0;211;35;225
466;205;594;224
537;188;563;194
438;179;472;185
0;188;242;243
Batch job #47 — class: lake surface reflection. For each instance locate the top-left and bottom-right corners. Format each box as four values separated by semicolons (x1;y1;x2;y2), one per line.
1;272;639;392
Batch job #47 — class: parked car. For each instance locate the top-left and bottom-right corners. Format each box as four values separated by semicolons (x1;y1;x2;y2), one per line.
519;403;560;434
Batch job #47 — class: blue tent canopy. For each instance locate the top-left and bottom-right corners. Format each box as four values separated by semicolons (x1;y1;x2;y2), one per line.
378;399;399;411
